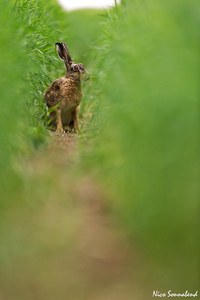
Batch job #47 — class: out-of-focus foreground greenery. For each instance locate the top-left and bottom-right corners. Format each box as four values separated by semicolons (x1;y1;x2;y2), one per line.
89;0;199;290
0;0;199;298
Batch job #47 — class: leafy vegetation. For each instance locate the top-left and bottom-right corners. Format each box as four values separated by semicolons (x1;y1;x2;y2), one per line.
0;1;27;199
87;0;199;290
15;0;71;146
0;0;71;199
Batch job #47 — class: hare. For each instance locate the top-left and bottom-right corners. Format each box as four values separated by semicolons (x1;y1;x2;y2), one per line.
44;42;86;133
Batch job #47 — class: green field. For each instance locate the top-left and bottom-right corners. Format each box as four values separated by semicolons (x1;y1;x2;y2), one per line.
0;0;199;299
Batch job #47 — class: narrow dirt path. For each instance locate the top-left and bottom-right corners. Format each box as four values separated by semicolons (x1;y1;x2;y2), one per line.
48;133;137;299
6;132;143;300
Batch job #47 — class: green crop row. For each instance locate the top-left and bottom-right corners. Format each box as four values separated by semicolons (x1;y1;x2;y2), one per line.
86;0;199;290
0;0;71;200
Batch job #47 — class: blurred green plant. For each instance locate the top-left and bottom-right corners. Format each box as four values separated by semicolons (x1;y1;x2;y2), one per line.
0;0;71;200
0;1;27;198
86;0;199;290
67;9;104;65
15;0;71;147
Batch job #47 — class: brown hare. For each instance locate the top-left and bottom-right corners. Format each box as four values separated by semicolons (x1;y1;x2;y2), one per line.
44;42;86;133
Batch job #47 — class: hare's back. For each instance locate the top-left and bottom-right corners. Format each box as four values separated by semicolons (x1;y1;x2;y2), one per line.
44;77;70;108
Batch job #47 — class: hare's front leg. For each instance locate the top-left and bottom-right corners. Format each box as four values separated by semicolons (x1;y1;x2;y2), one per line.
56;107;65;133
72;107;79;132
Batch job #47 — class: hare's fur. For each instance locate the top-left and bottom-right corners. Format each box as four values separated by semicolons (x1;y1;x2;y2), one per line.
44;42;85;132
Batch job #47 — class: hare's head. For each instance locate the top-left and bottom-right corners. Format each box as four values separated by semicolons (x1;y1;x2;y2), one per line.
55;42;89;80
70;63;86;80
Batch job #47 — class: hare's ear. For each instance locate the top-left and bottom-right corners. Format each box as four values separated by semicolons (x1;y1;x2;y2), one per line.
55;42;72;72
62;42;72;65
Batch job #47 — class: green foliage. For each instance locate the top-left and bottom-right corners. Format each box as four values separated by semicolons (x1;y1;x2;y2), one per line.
0;0;70;199
87;0;199;289
15;0;71;146
67;9;105;65
0;1;27;196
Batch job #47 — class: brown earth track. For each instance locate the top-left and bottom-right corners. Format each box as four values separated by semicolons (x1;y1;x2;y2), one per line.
0;132;142;300
43;132;137;299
